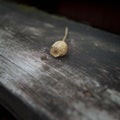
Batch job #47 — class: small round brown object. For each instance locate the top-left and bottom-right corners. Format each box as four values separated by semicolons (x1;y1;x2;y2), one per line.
50;40;68;57
50;27;68;58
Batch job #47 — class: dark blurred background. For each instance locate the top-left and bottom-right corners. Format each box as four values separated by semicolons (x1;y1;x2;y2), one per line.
0;104;17;120
4;0;120;35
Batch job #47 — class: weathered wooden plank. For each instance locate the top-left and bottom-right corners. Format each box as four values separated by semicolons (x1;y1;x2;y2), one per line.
0;1;120;120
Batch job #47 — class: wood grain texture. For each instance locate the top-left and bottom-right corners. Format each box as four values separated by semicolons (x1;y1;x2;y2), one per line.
0;1;120;120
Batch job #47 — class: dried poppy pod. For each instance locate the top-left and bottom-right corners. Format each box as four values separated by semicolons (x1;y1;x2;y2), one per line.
50;27;68;57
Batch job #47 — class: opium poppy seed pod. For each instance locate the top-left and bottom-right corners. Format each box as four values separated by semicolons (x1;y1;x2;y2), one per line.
50;27;68;57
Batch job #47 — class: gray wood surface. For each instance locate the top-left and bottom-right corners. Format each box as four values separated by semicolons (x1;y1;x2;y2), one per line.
0;1;120;120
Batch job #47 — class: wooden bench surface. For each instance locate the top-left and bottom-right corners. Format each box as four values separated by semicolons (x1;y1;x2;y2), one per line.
0;1;120;120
